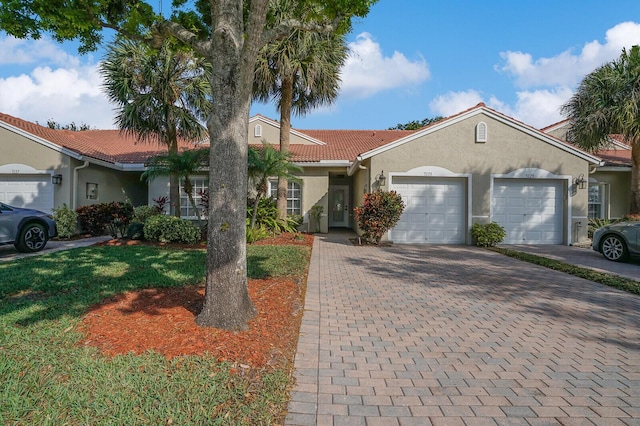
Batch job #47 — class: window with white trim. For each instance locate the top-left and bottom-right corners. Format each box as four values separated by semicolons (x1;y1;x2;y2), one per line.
269;178;301;215
254;124;262;137
180;176;208;218
588;180;606;219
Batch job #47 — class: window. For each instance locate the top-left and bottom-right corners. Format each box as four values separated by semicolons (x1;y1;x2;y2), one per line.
588;181;606;219
254;124;262;137
86;183;98;200
269;178;301;215
180;176;208;218
476;122;487;143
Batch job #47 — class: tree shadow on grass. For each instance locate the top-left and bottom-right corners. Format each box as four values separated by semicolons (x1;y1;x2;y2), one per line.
0;245;207;327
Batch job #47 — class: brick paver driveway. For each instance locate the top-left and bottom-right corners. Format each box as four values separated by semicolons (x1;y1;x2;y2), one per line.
285;233;640;426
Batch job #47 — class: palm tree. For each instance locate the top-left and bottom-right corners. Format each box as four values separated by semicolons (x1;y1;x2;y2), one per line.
561;45;640;213
142;148;210;228
101;38;212;216
247;144;302;229
253;3;348;219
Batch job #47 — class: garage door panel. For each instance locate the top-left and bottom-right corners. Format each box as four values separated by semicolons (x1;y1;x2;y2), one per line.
392;176;466;244
0;175;53;212
493;179;563;245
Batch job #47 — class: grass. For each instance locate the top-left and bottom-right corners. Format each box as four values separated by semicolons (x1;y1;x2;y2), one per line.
0;243;311;425
491;247;640;295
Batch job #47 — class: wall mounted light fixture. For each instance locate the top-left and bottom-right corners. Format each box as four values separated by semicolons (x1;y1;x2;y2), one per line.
51;174;62;185
573;174;587;190
376;170;386;187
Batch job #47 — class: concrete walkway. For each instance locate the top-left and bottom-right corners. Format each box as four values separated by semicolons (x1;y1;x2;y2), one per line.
285;233;640;425
0;235;112;262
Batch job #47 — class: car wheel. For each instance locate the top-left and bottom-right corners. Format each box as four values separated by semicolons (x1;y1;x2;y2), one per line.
16;222;48;253
600;234;628;262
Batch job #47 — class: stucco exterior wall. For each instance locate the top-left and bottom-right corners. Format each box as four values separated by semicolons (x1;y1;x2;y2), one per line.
248;119;318;146
368;113;592;244
591;169;631;219
76;164;146;208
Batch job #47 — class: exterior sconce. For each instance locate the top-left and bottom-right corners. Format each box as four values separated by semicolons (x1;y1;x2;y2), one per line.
573;174;586;190
376;170;386;187
52;174;63;185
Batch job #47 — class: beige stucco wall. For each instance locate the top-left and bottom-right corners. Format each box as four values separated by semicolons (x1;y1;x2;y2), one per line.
591;169;631;219
367;113;593;244
75;162;146;208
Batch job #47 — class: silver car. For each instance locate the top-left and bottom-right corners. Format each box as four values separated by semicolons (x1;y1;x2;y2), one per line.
0;202;58;252
592;221;640;262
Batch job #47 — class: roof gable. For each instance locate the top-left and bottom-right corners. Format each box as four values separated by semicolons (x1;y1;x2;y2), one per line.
347;103;602;175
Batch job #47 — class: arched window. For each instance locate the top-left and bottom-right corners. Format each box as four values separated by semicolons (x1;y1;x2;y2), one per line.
476;122;487;143
254;124;262;137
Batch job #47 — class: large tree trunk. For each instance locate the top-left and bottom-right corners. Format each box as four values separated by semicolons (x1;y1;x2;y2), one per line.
277;75;294;220
196;0;268;330
631;141;640;214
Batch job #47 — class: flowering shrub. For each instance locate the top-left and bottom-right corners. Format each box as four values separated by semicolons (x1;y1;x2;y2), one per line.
76;202;133;237
354;191;405;244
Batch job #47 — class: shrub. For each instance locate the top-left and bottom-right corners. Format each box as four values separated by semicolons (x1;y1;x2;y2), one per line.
471;222;506;247
309;205;323;233
246;224;270;243
247;198;297;235
126;222;145;240
76;202;133;237
144;215;199;244
354;191;405;244
588;218;612;238
133;205;162;223
619;214;640;222
152;196;169;214
51;203;78;238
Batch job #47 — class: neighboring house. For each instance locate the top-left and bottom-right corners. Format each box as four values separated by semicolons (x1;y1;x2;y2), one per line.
0;113;199;215
1;103;605;245
542;120;632;221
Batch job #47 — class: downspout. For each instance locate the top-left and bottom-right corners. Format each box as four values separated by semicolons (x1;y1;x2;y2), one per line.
73;160;89;209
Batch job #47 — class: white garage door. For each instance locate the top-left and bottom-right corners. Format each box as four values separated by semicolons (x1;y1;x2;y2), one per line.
0;174;53;212
391;176;466;244
492;179;564;245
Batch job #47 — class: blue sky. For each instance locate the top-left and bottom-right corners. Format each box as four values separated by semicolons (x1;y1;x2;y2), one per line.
1;1;640;130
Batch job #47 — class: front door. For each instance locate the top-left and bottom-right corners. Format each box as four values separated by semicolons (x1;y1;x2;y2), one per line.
329;185;349;227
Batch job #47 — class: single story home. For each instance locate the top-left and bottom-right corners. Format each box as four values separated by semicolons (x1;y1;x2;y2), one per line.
1;103;622;245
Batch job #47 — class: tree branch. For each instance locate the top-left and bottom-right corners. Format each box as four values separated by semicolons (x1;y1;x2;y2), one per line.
262;14;342;45
151;20;211;57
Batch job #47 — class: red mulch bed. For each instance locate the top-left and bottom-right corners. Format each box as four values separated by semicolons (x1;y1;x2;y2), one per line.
81;233;314;368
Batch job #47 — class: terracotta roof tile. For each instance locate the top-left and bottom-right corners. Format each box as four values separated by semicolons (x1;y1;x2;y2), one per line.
0;112;204;165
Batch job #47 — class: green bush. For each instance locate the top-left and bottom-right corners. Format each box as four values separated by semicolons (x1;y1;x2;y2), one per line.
144;215;199;244
133;205;162;223
354;191;405;244
126;222;145;240
76;202;133;237
309;205;323;233
51;203;78;238
588;218;612;238
247;198;297;235
246;224;270;243
471;222;506;247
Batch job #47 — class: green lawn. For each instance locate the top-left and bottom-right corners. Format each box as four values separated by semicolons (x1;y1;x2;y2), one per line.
0;244;310;425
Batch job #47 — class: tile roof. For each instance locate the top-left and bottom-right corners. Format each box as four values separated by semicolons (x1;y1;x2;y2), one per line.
0;112;205;165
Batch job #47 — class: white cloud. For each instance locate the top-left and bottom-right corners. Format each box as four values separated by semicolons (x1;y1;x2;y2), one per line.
0;35;81;67
0;36;115;128
497;21;640;88
340;32;430;98
429;90;484;117
429;87;574;128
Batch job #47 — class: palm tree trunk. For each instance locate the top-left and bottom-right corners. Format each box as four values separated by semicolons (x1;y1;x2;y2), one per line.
631;141;640;213
250;194;261;230
277;74;294;220
167;125;181;217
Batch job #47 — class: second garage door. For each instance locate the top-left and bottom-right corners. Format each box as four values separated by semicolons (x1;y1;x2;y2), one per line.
391;176;466;244
492;179;564;245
